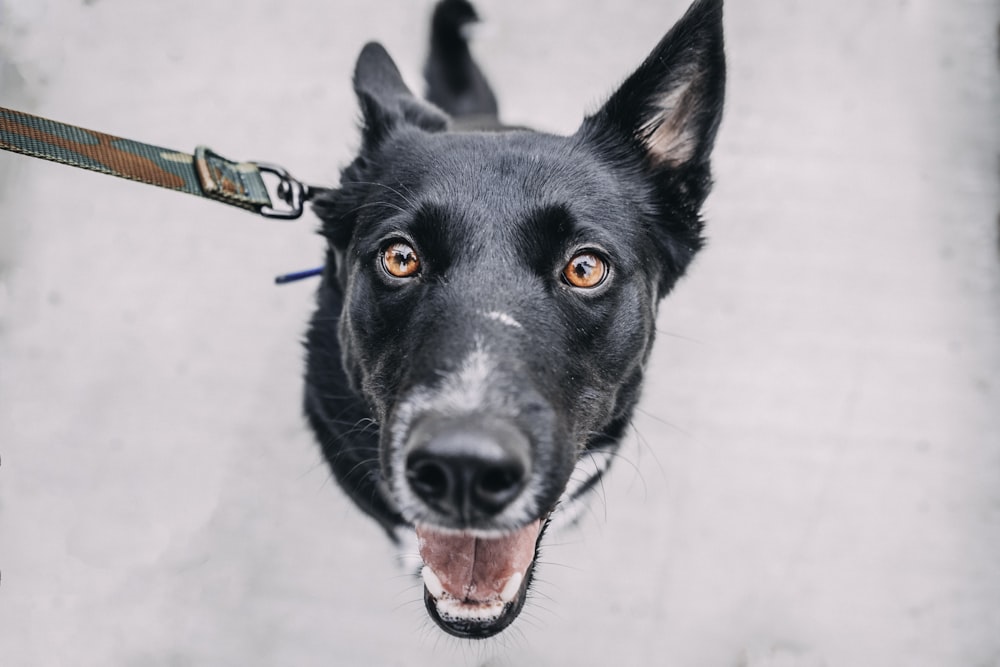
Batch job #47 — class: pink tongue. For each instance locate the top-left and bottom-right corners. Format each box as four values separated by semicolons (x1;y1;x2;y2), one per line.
417;521;541;603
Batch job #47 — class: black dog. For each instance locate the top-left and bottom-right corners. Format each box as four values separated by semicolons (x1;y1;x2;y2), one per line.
305;0;725;639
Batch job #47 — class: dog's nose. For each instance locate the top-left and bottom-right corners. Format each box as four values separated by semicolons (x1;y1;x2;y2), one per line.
405;419;530;522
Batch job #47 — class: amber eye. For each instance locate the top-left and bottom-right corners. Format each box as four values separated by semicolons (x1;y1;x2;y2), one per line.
381;241;421;278
563;251;608;289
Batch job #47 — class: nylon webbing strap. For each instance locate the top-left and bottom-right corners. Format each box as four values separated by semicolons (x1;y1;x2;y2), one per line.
0;105;273;213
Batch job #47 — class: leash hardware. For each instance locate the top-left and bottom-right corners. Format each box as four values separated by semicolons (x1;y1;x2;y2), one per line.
1;108;326;222
254;162;322;220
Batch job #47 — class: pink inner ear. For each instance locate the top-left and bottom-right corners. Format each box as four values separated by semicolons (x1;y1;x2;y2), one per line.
640;80;699;168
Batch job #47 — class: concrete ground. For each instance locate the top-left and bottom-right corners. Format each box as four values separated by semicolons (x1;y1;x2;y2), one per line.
1;1;998;665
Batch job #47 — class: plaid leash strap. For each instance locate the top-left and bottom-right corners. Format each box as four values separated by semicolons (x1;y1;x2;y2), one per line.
0;105;314;219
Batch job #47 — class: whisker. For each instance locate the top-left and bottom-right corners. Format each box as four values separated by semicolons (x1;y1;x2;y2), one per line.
630;421;666;489
352;180;418;208
635;406;690;435
654;328;703;343
346;200;408;217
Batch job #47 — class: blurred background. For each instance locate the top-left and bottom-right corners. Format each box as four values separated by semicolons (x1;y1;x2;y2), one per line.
1;1;998;665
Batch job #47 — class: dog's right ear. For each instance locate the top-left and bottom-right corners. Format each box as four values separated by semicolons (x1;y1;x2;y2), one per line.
354;42;450;148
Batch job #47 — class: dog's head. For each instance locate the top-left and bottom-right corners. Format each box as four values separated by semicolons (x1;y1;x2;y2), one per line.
306;0;724;639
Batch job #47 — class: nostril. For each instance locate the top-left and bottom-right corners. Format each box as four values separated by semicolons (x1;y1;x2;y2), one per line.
407;456;451;502
478;466;519;494
474;463;525;511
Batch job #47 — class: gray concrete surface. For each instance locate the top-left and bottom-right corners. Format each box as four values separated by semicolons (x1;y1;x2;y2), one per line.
1;1;998;665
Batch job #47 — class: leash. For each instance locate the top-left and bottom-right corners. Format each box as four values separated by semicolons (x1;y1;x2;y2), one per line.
0;105;326;283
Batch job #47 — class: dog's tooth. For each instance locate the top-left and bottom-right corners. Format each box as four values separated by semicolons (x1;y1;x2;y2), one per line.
500;572;522;603
421;566;445;599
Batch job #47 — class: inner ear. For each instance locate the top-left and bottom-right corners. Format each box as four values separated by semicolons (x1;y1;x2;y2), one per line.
639;70;708;168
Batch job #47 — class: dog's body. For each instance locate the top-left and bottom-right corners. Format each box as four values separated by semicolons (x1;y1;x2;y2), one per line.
305;0;724;638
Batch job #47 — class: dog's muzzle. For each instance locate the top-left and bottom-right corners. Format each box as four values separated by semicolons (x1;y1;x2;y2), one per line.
400;414;544;638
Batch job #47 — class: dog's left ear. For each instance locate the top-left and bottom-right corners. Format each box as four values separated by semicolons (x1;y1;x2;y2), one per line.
579;0;725;288
353;42;450;148
583;0;725;170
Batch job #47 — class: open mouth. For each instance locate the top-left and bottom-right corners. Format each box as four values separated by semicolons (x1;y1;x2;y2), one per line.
417;519;543;638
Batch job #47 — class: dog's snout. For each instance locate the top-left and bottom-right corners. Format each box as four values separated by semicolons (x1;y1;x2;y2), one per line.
405;419;531;523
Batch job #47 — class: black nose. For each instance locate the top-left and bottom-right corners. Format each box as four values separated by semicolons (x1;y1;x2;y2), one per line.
405;419;531;522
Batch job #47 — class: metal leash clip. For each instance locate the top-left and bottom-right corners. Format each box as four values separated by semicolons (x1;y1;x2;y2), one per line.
254;162;325;220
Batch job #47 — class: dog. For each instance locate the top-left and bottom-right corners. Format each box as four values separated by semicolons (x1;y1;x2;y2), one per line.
304;0;725;639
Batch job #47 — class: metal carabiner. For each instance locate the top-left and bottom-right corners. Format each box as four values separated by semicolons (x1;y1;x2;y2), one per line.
254;162;324;220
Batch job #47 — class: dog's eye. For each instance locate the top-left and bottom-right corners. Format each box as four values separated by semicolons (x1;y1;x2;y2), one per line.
563;252;608;289
382;241;421;278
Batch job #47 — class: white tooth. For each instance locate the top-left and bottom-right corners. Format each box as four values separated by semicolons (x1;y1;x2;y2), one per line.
421;566;445;599
500;572;523;603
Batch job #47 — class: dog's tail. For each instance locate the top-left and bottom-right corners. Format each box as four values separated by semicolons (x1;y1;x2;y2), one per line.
424;0;499;124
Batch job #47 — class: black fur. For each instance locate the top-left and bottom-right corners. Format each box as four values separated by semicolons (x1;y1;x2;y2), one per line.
305;0;725;637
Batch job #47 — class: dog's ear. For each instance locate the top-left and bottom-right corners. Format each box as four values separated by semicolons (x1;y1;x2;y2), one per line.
582;0;724;170
354;42;449;147
578;0;724;294
312;44;451;256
